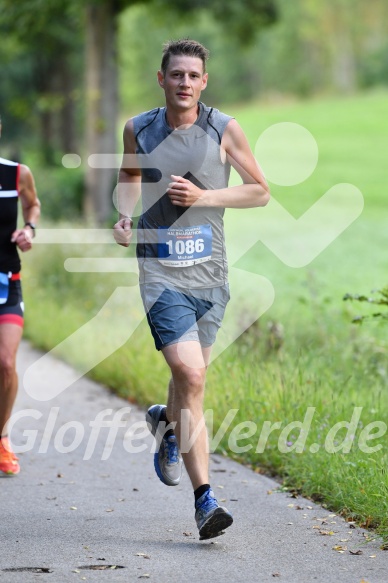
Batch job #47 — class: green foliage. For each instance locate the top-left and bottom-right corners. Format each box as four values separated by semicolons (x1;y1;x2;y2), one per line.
344;288;388;324
37;166;84;221
153;0;277;44
0;0;83;148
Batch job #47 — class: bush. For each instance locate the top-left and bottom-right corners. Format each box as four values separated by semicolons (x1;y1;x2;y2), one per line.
343;287;388;324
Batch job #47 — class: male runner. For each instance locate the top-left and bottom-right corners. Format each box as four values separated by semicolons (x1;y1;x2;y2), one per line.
0;117;40;475
114;39;269;539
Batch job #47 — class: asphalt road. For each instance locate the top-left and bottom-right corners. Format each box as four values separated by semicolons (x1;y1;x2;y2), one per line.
0;341;387;583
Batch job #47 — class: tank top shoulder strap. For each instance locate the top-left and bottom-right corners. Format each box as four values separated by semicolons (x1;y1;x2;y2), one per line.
133;108;161;142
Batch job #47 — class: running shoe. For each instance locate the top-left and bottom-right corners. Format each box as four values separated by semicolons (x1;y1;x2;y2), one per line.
0;437;20;476
146;404;182;486
195;488;233;540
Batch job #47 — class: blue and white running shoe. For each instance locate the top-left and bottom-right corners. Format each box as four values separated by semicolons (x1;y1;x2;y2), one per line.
146;404;182;487
195;489;233;540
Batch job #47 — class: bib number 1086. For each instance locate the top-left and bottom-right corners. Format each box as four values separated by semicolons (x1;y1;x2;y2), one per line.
166;238;205;255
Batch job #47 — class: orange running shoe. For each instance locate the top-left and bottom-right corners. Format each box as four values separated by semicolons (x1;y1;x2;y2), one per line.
0;437;20;476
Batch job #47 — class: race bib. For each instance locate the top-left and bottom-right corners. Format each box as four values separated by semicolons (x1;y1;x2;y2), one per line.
157;224;212;267
0;272;9;305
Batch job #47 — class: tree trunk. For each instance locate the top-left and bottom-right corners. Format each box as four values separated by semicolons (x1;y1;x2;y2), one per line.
60;58;78;154
332;33;356;93
84;1;119;224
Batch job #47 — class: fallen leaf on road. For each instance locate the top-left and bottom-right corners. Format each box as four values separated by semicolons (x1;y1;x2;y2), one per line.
369;555;376;558
349;550;362;555
272;573;280;577
135;553;148;557
318;530;335;536
332;545;347;552
183;532;192;536
139;574;150;578
72;570;80;573
70;507;77;510
105;509;114;512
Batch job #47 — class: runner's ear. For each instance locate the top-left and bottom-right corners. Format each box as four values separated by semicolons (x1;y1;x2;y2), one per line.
157;70;164;88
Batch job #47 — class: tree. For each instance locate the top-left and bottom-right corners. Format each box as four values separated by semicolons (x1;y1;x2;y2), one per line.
0;0;83;163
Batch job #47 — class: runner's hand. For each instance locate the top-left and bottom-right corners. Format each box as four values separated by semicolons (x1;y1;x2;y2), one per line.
11;228;33;252
113;218;133;247
167;175;205;207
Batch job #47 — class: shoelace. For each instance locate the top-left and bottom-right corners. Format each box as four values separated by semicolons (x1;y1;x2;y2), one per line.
197;491;218;514
165;436;179;464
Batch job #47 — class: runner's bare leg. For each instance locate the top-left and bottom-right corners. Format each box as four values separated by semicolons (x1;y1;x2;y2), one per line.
163;341;212;490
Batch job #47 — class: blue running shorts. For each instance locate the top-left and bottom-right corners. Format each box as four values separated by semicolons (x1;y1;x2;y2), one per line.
140;282;230;351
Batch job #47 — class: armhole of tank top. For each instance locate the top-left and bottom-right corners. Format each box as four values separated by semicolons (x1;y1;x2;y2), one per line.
16;163;20;197
135;108;161;144
206;108;222;145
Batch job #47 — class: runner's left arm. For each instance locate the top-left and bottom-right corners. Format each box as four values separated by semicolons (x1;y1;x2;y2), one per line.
167;119;270;209
11;165;40;252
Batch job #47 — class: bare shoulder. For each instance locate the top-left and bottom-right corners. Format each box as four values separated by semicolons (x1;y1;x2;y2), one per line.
123;117;136;152
19;163;34;181
18;164;36;190
123;117;135;134
222;118;251;151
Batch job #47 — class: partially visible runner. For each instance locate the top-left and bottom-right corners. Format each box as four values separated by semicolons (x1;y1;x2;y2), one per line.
114;39;269;539
0;116;40;475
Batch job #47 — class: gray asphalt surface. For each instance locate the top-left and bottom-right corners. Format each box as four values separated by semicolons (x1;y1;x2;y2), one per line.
0;341;387;583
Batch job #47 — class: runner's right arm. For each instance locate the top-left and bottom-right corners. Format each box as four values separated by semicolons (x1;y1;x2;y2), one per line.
113;119;142;248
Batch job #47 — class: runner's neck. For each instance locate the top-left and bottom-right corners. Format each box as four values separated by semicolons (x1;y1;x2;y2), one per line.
165;104;200;130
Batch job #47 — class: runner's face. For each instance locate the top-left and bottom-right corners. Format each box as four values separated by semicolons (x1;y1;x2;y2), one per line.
158;55;208;112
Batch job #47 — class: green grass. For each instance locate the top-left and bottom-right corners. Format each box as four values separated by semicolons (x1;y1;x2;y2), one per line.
22;89;388;542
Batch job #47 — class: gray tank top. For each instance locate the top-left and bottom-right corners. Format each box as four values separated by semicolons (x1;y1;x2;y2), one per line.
133;101;233;288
